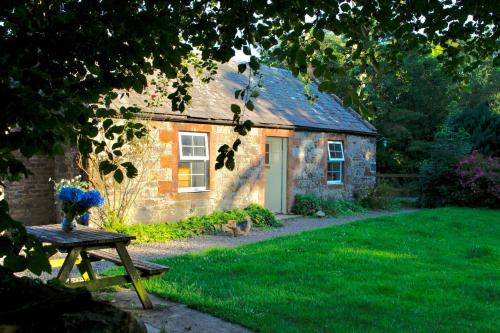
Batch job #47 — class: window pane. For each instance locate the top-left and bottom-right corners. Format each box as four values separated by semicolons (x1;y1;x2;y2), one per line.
328;161;341;172
179;162;191;174
181;135;193;146
327;172;341;182
193;136;205;146
327;161;342;182
182;146;193;157
192;175;206;187
178;162;191;188
194;146;206;157
178;161;208;190
328;142;344;159
191;161;205;174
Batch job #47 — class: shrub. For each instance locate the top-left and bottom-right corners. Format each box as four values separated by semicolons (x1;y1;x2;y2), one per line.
418;127;472;207
245;204;282;227
108;204;279;243
456;151;500;207
357;181;397;210
292;193;365;217
292;193;321;216
321;198;366;216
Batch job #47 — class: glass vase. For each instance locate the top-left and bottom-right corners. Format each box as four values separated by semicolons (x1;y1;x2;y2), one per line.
61;216;77;232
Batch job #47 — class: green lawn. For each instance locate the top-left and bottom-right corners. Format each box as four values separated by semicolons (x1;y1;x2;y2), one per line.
134;208;499;332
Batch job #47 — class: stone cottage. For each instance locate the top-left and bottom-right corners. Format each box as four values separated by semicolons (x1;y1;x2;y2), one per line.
5;61;377;225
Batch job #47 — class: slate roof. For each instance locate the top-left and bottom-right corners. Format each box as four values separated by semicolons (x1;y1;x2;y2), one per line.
111;61;376;136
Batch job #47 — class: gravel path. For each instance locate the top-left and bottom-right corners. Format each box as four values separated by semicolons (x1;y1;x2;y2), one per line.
126;209;418;261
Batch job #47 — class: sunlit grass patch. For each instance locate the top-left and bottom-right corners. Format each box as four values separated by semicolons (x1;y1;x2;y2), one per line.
106;207;500;332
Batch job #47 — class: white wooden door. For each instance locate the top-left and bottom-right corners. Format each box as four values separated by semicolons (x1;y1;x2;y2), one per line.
265;137;287;213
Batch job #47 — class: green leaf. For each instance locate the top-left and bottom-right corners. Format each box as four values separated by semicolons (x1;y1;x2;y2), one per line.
103;119;113;130
232;139;242;151
96;108;117;118
243;120;253;131
4;254;27;272
238;63;247;73
0;236;13;256
340;3;351;12
318;81;333;92
225;156;235;170
26;252;51;275
313;28;325;41
121;162;138;178
230;104;241;114
245;100;254;111
343;95;353;107
99;160;117;175
78;138;92;155
243;46;251;55
113;169;124;183
296;49;307;66
249;56;260;71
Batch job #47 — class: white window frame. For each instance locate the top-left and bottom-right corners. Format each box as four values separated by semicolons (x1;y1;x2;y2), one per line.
327;141;344;185
178;132;209;161
178;132;209;192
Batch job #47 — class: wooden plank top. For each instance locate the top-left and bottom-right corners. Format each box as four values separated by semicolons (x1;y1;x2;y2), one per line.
26;224;135;248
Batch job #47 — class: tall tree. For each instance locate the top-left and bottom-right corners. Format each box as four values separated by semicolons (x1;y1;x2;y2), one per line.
372;54;455;173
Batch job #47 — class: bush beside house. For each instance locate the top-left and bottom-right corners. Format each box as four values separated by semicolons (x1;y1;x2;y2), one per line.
292;193;367;217
419;106;500;208
107;204;280;243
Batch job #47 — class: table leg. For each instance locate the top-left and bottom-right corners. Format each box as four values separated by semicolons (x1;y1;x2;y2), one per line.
57;247;82;283
77;251;97;281
115;242;153;309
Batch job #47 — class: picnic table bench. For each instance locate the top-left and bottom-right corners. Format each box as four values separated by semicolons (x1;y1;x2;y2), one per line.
26;224;169;309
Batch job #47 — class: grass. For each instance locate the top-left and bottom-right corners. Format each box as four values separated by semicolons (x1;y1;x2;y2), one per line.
107;208;500;332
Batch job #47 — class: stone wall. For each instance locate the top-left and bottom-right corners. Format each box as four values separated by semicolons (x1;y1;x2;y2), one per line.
4;149;80;226
121;121;266;223
4;120;376;226
288;131;376;204
110;121;376;224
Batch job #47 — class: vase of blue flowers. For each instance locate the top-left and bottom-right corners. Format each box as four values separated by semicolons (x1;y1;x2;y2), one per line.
58;186;104;232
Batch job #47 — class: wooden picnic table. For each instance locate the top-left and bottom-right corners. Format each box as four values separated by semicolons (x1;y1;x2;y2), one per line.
26;224;168;309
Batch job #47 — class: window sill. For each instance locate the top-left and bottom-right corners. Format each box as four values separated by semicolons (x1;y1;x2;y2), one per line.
178;188;210;193
327;182;344;186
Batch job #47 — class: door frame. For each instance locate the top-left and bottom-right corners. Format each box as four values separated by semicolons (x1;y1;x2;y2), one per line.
264;137;288;214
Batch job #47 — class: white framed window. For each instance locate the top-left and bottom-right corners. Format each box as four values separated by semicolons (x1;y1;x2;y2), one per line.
327;141;344;184
178;132;209;192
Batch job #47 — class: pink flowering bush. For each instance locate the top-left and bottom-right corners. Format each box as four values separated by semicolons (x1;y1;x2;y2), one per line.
456;151;500;207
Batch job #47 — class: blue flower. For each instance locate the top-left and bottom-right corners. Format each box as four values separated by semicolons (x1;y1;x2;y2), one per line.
80;212;90;225
58;186;84;203
78;190;104;208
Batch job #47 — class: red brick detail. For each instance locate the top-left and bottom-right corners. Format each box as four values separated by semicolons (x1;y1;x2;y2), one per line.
159;130;175;143
160;156;170;168
158;181;172;194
